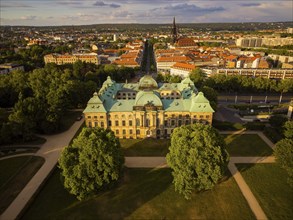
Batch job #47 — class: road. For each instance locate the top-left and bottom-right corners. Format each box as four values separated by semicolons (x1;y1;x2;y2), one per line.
218;94;292;104
214;105;243;123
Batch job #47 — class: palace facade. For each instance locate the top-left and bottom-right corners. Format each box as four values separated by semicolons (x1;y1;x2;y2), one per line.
83;75;214;139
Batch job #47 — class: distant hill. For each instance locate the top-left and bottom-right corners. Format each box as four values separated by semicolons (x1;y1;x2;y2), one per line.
1;21;292;32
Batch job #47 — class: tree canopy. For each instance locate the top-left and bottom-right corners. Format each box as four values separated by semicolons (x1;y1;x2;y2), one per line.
166;123;229;199
274;138;293;187
59;127;124;200
283;121;293;139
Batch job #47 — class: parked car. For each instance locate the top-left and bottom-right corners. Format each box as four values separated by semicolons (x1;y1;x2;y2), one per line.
76;115;83;121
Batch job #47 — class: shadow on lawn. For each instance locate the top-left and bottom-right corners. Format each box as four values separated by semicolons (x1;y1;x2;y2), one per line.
23;168;173;220
81;168;173;219
235;163;256;173
121;137;170;156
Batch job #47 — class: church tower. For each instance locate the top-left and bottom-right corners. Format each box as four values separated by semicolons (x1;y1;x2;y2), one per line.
171;17;178;44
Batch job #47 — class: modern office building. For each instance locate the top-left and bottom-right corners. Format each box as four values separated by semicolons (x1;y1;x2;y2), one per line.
83;75;214;139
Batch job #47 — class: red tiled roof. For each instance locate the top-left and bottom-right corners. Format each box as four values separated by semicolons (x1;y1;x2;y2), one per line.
172;62;196;70
157;56;191;62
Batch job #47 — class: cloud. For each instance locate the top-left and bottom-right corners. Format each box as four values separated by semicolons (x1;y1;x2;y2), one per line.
56;1;82;6
93;1;121;8
151;3;225;17
112;10;133;18
20;15;37;20
2;2;33;8
240;3;262;7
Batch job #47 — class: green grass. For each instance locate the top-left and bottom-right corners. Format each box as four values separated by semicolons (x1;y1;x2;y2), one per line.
236;164;293;220
120;134;273;157
223;134;273;156
0;147;39;158
120;138;170;156
22;168;254;220
0;156;45;214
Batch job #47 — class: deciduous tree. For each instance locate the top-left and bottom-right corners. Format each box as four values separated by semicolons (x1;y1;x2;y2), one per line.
274;138;293;187
166;123;229;199
59;127;124;200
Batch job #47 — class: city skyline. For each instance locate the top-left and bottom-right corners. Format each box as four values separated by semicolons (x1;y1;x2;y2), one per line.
1;0;292;26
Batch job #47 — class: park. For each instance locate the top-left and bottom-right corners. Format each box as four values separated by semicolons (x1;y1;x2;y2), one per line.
0;116;292;219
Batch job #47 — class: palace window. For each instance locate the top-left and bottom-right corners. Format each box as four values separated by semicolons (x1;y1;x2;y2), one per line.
108;120;112;126
87;116;91;119
122;129;126;135
115;121;119;126
129;120;133;126
136;118;140;126
94;116;98;119
88;122;92;127
136;129;140;135
101;122;104;128
164;120;168;126
95;122;98;127
122;121;126;126
129;129;133;134
116;130;119;135
171;120;175;126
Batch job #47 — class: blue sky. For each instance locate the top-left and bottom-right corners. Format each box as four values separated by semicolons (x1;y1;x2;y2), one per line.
1;0;292;26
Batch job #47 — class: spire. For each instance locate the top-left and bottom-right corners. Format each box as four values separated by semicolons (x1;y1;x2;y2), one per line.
171;17;177;44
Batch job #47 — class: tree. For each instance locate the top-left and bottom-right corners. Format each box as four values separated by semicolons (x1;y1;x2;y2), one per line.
8;93;36;141
166;124;229;199
59;127;124;200
190;68;206;88
274;138;293;187
269;114;287;128
283;121;293;139
200;86;218;111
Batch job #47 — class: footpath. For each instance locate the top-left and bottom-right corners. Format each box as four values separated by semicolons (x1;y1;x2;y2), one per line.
0;119;84;220
1;129;274;220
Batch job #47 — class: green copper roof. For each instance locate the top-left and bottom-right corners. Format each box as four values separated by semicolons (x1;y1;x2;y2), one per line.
190;92;214;113
84;75;214;114
83;92;107;113
88;92;103;104
135;91;162;106
139;75;158;89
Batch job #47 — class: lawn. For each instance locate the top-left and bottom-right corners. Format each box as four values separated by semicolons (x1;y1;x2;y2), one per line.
236;163;293;220
0;156;45;214
120;138;170;156
22;168;255;220
120;134;272;157
223;134;273;156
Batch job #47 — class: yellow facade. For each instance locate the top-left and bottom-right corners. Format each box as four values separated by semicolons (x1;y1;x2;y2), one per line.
44;53;99;65
83;76;214;139
84;111;212;139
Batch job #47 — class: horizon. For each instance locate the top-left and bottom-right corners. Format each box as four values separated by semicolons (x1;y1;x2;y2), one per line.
1;20;293;28
1;0;292;26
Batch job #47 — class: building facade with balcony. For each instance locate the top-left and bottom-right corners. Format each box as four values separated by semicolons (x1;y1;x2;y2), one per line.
83;75;214;139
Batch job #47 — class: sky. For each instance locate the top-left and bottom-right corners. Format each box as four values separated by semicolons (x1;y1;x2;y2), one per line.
1;0;293;26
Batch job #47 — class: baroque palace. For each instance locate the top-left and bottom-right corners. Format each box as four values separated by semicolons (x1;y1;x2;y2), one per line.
83;75;214;139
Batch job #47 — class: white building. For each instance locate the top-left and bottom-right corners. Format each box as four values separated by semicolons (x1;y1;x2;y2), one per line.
251;58;260;68
170;62;196;78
